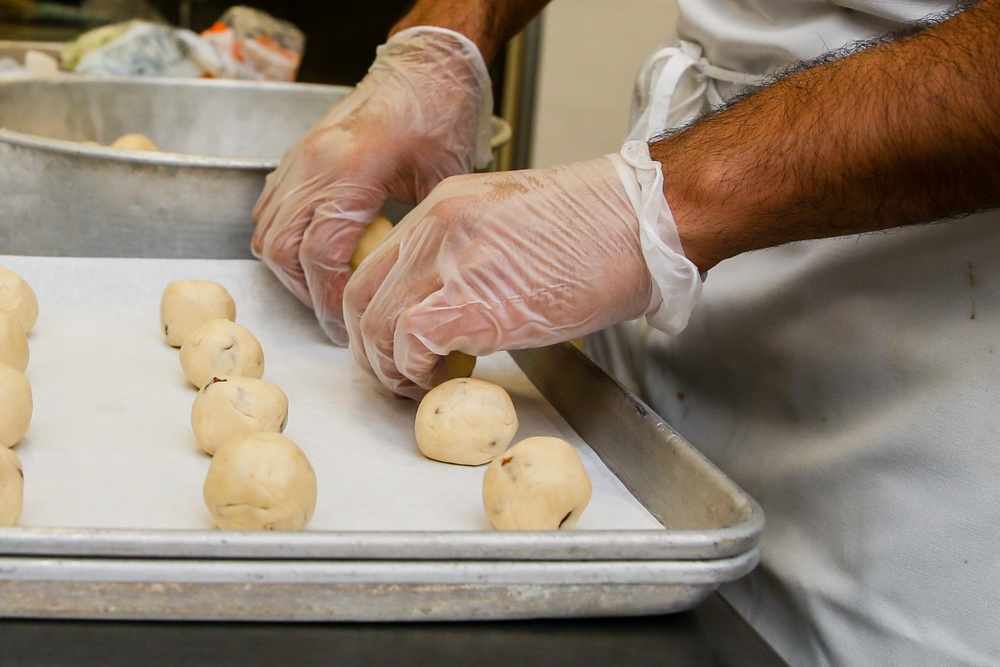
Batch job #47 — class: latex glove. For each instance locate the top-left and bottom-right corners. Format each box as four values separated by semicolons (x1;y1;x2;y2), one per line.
343;140;703;400
251;27;494;345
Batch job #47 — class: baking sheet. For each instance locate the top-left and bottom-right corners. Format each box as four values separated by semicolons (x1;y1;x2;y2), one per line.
1;254;664;534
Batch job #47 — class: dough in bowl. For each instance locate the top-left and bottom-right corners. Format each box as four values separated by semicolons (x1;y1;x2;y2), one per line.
0;266;39;333
161;280;237;347
0;447;23;526
179;319;264;389
0;311;29;372
0;364;32;448
482;436;592;531
203;432;317;531
110;133;159;151
191;376;289;455
414;377;518;466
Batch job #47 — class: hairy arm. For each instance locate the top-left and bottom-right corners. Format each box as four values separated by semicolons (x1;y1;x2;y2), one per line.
390;0;551;65
655;0;1000;272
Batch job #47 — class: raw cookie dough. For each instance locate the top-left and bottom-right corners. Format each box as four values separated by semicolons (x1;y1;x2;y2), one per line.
444;351;476;380
348;214;394;271
161;279;237;347
0;311;29;372
414;377;518;466
482;436;593;531
0;447;23;526
111;133;159;151
179;319;265;389
191;376;289;455
0;364;32;448
0;265;39;333
203;432;317;530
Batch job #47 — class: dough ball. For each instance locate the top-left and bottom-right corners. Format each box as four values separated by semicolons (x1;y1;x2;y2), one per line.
0;311;29;372
191;376;289;456
414;377;518;466
110;133;159;151
348;214;394;271
0;447;23;526
203;432;317;530
160;279;237;347
0;265;39;333
179;319;264;389
0;364;32;448
444;351;477;380
482;436;592;531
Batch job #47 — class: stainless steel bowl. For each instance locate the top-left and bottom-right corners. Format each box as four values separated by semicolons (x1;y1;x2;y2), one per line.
0;76;511;258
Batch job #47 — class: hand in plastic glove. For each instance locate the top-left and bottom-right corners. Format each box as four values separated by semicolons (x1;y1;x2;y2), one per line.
251;27;494;345
343;140;704;400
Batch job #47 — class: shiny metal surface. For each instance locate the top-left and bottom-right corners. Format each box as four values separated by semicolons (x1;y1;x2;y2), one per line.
0;76;510;258
0;341;762;621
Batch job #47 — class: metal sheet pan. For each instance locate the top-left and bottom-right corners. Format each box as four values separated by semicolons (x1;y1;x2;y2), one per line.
0;256;761;621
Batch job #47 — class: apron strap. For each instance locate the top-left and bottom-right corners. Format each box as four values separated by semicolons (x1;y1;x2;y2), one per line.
627;40;765;142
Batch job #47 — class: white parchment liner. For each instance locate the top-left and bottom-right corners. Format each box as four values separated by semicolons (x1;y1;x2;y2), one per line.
2;255;662;533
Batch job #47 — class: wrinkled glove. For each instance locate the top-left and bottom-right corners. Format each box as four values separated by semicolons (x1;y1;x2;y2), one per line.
251;26;494;345
343;140;703;399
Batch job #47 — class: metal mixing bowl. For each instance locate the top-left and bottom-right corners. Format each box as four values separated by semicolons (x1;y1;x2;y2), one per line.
0;76;511;258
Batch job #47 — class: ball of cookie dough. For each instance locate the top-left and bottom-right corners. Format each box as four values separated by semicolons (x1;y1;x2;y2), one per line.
161;279;237;347
348;214;394;271
444;351;477;380
482;436;593;531
179;319;264;389
191;376;289;455
414;377;518;466
203;432;317;531
0;266;39;333
110;133;159;151
0;364;32;448
0;447;23;526
0;311;29;372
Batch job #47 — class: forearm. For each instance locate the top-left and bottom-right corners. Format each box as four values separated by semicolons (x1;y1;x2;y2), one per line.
655;0;1000;272
390;0;551;65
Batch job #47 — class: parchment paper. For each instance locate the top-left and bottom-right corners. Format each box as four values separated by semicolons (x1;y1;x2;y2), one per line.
2;255;662;532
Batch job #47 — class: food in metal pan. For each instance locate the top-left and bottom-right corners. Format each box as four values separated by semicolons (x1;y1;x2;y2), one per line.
203;432;317;530
414;377;518;466
0;311;29;372
191;376;289;456
0;447;23;526
179;318;265;389
0;266;39;333
482;436;592;531
348;214;395;271
160;279;237;347
0;363;32;448
110;133;159;151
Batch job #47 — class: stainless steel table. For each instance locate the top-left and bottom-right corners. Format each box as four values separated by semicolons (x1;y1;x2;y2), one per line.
0;592;788;666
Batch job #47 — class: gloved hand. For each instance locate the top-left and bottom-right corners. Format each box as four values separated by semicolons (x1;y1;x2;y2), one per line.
343;140;704;400
251;27;494;345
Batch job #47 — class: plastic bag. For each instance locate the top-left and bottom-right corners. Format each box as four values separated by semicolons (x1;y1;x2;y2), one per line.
60;6;304;81
200;6;305;82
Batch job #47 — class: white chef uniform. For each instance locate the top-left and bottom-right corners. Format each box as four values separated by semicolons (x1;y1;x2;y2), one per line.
589;1;1000;665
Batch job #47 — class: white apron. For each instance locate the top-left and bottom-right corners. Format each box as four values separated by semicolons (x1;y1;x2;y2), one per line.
590;2;1000;666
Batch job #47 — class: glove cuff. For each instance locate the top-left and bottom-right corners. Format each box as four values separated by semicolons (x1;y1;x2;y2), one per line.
607;140;702;335
387;26;495;169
